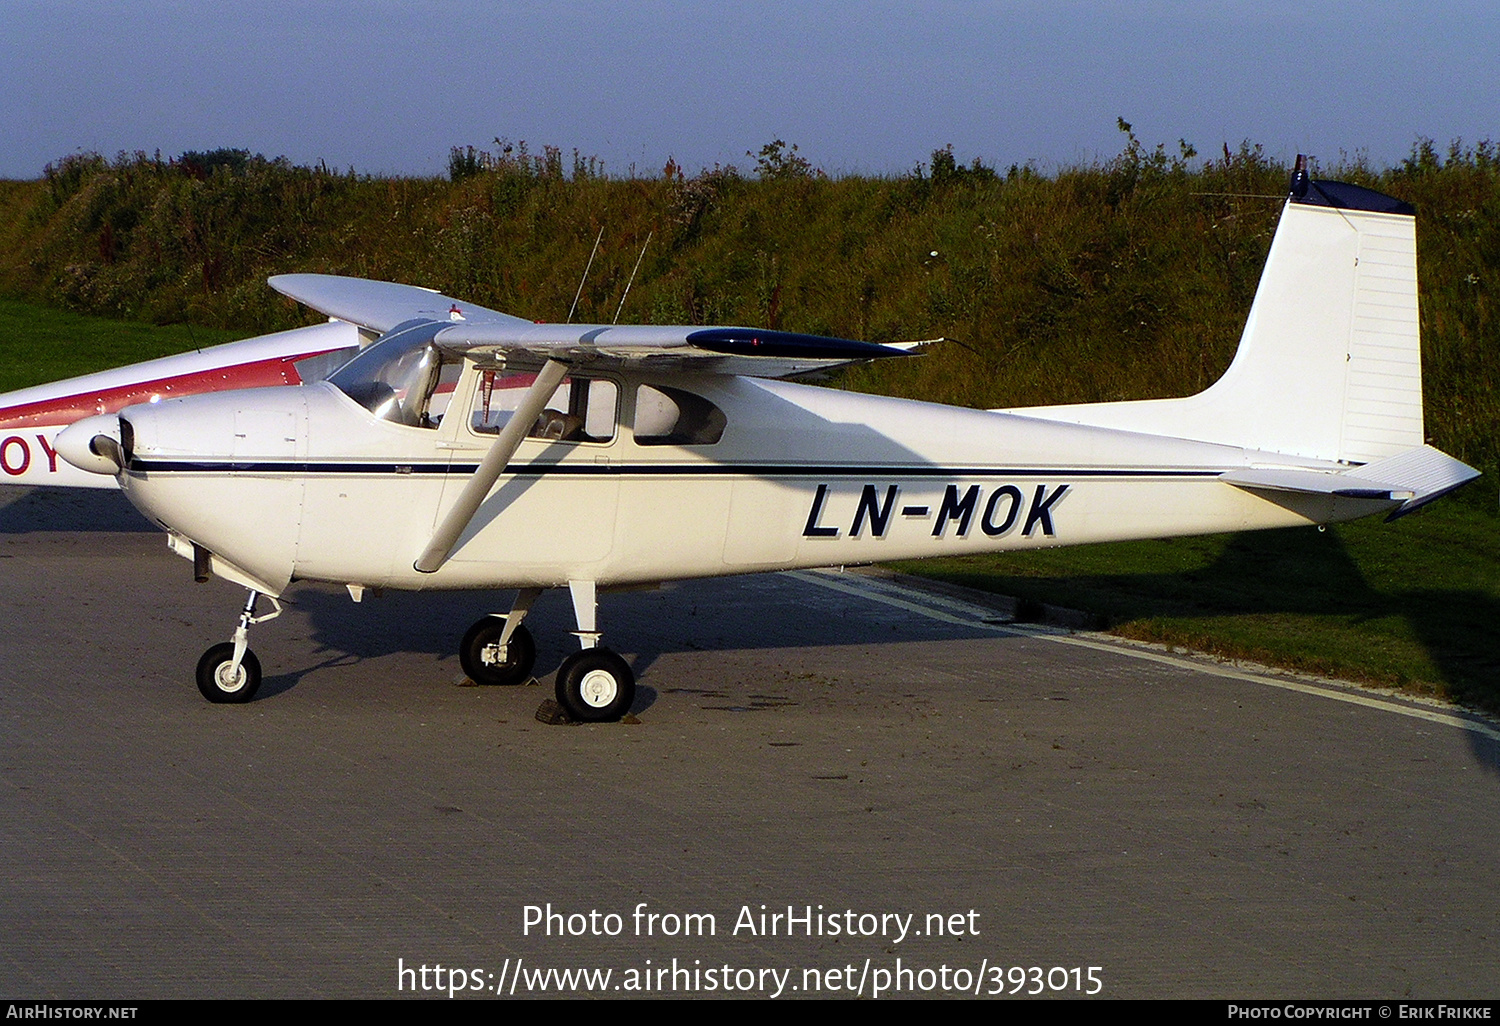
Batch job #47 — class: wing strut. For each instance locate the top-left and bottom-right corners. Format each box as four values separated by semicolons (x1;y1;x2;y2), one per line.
414;358;570;573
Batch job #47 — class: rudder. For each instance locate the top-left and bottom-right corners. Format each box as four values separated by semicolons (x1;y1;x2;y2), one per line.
1007;161;1425;465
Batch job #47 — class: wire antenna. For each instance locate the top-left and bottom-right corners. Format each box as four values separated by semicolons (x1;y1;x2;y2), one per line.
567;227;604;324
613;230;653;324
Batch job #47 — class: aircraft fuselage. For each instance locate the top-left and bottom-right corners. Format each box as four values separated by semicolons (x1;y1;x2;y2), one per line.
114;364;1385;598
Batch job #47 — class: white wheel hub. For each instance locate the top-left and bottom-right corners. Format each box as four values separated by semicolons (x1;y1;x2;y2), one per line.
214;662;247;693
578;668;619;708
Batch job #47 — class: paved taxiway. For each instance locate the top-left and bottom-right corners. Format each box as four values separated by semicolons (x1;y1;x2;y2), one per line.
2;487;1498;999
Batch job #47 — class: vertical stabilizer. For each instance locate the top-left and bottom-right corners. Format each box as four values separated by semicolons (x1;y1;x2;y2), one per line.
1006;167;1425;465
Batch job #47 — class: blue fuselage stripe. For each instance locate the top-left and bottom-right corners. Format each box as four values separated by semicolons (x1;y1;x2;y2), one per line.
126;459;1224;479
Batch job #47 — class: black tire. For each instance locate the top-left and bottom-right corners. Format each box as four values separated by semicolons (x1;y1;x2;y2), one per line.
554;648;635;723
459;618;537;686
196;642;262;704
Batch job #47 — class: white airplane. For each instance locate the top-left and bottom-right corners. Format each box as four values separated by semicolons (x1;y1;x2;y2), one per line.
0;322;362;487
51;162;1479;722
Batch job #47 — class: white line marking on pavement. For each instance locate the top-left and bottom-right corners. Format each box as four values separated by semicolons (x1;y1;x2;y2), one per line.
789;568;1500;744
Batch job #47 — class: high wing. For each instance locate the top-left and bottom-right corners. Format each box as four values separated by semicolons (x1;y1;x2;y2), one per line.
269;273;533;333
270;273;920;379
269;272;922;573
431;321;920;378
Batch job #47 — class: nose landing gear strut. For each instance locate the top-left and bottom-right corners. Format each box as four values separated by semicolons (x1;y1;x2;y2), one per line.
196;590;281;703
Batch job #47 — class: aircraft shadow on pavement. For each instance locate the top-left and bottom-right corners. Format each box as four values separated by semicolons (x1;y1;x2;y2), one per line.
12;485;1491;772
280;572;1008;703
0;487;155;533
964;525;1500;776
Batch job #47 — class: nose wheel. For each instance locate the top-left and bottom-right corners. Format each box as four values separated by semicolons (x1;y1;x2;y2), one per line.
196;589;279;704
197;643;262;703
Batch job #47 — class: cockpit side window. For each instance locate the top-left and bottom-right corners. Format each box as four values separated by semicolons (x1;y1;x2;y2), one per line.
328;319;461;429
634;385;726;446
471;371;618;443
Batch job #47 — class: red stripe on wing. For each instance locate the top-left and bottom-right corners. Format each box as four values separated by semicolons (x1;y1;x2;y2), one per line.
0;353;334;430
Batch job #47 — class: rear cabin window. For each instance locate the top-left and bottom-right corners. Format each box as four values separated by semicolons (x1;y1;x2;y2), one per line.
470;371;617;443
634;385;726;446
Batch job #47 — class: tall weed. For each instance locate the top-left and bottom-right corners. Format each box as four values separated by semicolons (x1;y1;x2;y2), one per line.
0;137;1494;470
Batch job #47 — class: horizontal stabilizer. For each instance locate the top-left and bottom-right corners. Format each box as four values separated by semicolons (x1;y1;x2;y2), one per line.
1221;445;1478;518
1357;445;1482;517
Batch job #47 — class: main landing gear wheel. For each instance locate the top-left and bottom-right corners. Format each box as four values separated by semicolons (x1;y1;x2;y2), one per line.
196;642;262;704
459;618;537;686
555;648;635;723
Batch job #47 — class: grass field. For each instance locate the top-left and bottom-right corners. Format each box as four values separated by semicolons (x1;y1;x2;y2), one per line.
894;485;1500;712
5;140;1496;472
3;297;1496;711
0;298;252;395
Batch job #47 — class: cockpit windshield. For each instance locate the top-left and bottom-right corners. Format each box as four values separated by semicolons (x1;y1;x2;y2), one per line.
327;319;461;428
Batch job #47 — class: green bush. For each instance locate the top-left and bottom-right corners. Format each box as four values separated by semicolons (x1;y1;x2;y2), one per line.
1;133;1495;472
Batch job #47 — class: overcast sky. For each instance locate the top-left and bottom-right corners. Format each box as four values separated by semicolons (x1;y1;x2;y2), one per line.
2;1;1495;180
